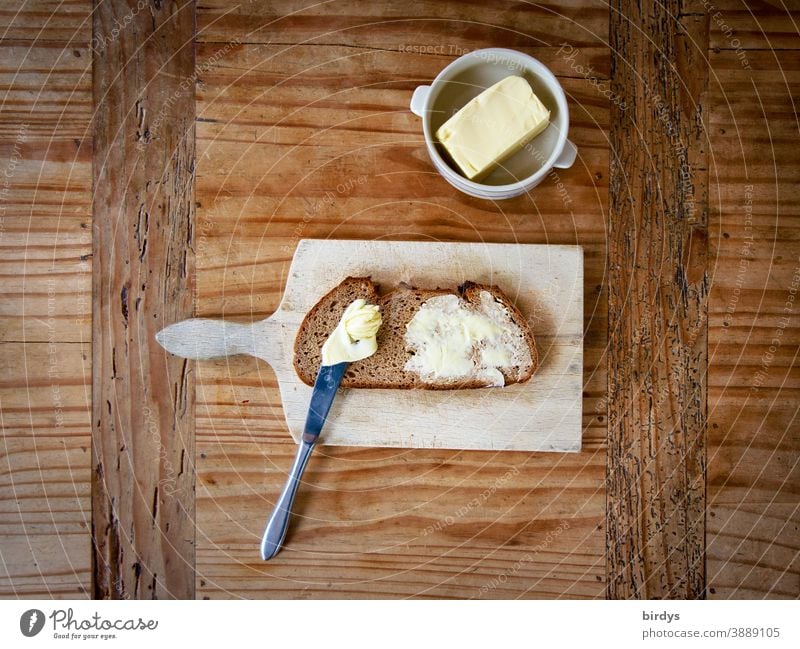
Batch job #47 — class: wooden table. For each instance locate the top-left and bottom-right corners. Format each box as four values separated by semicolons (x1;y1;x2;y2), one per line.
1;0;797;599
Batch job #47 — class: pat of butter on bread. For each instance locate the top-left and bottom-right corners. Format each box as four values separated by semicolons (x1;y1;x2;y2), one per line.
320;299;382;366
404;292;522;387
436;75;551;180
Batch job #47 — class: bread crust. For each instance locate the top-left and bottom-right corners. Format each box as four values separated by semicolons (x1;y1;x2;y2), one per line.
293;276;538;389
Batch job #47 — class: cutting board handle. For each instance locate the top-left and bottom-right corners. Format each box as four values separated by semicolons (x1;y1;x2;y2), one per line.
155;318;259;360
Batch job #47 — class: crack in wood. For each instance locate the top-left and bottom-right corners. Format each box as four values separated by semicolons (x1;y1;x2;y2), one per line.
120;283;129;328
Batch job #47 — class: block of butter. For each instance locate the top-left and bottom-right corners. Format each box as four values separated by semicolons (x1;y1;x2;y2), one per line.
435;75;550;180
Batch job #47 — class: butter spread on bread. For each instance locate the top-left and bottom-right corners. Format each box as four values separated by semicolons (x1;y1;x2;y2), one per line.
293;277;537;390
320;299;382;366
404;291;527;387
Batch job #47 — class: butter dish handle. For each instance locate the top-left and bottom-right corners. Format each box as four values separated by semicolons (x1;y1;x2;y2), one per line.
410;85;430;117
553;139;577;169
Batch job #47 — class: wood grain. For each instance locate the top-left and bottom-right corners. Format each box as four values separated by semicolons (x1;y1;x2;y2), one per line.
0;342;91;598
160;239;585;452
607;2;708;598
91;0;196;600
0;38;92;343
707;504;799;598
196;0;608;49
0;3;92;599
706;0;800;51
196;440;604;599
707;45;800;599
194;0;609;598
0;1;91;42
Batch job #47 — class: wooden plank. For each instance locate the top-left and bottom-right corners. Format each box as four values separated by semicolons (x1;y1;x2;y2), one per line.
0;342;91;598
0;5;92;599
0;40;92;343
706;0;800;51
91;1;196;599
196;0;608;48
195;0;608;598
0;39;92;140
0;0;91;42
0;215;91;342
707;46;800;599
196;441;604;599
607;2;708;598
707;504;799;599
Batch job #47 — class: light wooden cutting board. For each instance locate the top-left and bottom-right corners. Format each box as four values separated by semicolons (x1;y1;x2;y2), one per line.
157;239;584;452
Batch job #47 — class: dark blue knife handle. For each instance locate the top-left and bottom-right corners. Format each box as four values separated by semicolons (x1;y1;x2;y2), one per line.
260;362;347;560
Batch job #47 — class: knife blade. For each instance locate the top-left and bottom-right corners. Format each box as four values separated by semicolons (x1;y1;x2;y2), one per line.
260;362;347;560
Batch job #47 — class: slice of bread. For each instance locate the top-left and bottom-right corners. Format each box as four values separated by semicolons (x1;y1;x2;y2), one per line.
293;276;538;389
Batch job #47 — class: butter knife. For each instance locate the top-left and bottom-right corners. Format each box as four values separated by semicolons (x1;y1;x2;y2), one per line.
260;362;347;560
